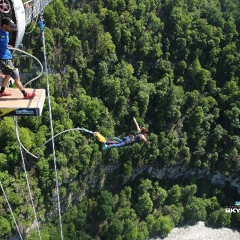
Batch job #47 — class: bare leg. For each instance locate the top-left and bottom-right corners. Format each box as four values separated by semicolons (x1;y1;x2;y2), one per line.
15;75;37;99
0;75;12;96
1;76;24;93
1;75;11;88
0;75;35;98
14;78;24;92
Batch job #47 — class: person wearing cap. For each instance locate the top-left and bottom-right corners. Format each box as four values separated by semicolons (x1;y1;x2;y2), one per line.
0;17;35;98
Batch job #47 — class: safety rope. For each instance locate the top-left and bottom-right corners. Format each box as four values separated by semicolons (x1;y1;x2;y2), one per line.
39;15;64;240
0;181;23;240
15;127;95;159
11;47;43;87
14;117;42;240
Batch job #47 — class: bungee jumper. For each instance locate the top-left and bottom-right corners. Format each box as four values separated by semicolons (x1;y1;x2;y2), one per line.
80;117;150;150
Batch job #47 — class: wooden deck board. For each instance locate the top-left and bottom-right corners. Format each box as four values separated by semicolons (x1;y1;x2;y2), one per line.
0;88;46;117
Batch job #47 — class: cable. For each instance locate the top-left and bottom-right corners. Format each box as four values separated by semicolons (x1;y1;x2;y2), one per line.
36;127;83;158
15;125;97;159
15;127;101;160
0;181;23;240
14;119;39;159
39;15;64;240
14;123;84;159
11;47;43;87
14;117;42;240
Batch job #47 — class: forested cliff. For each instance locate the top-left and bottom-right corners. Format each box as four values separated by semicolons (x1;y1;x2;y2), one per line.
0;0;240;239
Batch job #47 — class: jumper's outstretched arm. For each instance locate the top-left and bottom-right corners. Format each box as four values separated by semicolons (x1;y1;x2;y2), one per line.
133;117;141;132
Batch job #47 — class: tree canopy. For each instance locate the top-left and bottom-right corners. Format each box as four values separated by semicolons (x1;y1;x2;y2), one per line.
0;0;240;239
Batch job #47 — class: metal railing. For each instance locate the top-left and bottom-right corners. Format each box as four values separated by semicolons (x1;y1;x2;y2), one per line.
24;0;52;25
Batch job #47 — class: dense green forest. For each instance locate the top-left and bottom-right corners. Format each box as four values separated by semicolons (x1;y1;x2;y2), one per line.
0;0;240;239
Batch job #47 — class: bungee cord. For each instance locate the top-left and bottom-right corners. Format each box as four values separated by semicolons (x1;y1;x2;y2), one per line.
0;181;23;240
14;117;42;240
11;47;44;87
14;127;99;160
14;126;83;159
36;127;83;158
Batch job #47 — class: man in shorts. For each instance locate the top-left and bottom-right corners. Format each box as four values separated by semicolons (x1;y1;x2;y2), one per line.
0;17;35;98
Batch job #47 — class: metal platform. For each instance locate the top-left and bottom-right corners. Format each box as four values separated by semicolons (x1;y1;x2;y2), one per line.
0;88;45;117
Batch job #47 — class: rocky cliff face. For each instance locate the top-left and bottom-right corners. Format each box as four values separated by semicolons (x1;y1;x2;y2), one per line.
121;164;240;194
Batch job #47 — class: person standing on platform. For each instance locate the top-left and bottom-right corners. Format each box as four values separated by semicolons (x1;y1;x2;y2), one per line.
0;17;35;98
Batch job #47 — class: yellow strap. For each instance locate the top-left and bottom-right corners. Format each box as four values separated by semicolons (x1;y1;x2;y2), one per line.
94;132;106;143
